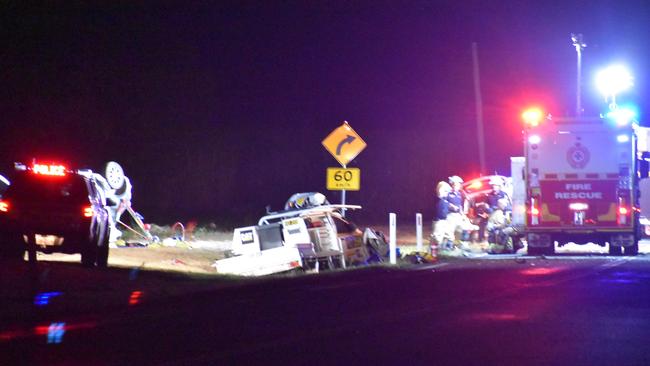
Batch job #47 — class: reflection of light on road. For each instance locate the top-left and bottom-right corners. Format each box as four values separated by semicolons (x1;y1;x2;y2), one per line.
468;312;529;321
34;291;63;306
600;271;643;284
33;321;97;343
48;323;65;344
0;329;25;341
520;267;561;276
129;290;143;305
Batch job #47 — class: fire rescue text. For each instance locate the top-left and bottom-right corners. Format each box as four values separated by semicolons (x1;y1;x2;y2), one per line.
554;183;603;199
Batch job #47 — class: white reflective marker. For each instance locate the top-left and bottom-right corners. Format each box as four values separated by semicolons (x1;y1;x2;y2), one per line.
389;213;397;264
416;213;423;252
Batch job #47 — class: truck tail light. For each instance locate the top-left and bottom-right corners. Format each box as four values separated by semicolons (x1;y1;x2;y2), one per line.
83;206;93;218
617;198;629;225
0;200;8;213
530;198;540;226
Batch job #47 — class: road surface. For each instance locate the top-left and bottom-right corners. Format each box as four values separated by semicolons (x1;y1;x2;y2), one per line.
2;254;650;365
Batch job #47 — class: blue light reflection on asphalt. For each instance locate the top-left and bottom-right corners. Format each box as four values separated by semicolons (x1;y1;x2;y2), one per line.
34;292;63;306
47;322;66;344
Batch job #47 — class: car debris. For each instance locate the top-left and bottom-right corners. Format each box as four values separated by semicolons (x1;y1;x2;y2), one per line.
212;192;388;276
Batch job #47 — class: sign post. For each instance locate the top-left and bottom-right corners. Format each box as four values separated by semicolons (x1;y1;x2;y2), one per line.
322;121;366;216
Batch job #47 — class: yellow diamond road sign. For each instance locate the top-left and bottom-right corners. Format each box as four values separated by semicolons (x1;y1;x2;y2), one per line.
322;121;367;166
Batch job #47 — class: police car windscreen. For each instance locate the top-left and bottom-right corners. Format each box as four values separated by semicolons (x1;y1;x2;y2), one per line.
4;174;88;204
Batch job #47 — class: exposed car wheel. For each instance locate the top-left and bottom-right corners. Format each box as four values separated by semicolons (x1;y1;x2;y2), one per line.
104;161;125;191
608;244;622;256
96;226;110;268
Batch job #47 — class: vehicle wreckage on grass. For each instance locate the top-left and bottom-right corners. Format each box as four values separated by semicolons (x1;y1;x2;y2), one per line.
213;193;388;276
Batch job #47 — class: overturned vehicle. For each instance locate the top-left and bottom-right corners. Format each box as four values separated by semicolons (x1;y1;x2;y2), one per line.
213;193;388;276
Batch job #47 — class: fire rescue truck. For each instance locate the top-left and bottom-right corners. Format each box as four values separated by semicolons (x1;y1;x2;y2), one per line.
517;108;650;255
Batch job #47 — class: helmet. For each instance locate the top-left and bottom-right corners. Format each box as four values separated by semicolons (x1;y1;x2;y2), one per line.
448;175;463;184
489;177;503;186
436;181;451;198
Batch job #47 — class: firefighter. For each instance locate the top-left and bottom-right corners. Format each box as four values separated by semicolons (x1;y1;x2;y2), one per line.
446;175;468;246
432;181;454;251
487;198;515;254
486;177;511;213
472;201;489;244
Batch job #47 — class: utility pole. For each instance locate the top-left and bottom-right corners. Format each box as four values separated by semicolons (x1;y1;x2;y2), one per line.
472;42;486;175
571;33;586;116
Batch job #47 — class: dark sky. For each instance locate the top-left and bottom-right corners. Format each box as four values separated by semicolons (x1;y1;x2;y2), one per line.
1;1;649;226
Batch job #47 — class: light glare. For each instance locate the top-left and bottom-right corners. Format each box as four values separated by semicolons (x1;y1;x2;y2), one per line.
596;65;633;98
528;135;541;144
522;108;544;126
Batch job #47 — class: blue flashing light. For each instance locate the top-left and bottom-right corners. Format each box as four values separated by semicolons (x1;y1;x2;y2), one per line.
606;107;637;127
617;134;630;143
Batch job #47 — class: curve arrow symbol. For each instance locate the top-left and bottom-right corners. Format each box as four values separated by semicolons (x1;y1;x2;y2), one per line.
336;135;356;155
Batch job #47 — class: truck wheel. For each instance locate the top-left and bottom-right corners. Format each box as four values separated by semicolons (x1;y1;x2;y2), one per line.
624;244;639;256
96;226;110;268
0;233;25;261
527;246;542;256
81;234;98;267
528;245;554;256
25;234;37;264
609;245;622;256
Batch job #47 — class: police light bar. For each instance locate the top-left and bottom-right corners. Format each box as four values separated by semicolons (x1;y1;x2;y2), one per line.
32;164;67;177
569;203;589;211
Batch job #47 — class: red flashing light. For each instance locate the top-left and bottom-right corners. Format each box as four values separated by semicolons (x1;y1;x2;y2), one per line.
83;206;93;218
618;207;628;215
522;108;544;127
0;201;8;213
32;164;67;177
531;207;540;216
469;181;482;190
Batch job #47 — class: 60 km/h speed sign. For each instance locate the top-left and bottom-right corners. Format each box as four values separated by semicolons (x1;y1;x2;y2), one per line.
327;167;360;191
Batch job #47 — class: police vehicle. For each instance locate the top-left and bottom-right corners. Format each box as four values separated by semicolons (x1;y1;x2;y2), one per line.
0;162;111;267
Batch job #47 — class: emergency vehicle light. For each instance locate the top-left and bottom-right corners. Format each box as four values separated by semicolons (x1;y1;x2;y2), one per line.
531;207;540;215
32;164;67;177
83;206;93;218
528;135;541;144
522;108;544;127
618;207;628;215
0;201;8;213
617;134;630;143
606;107;636;127
569;203;589;211
468;180;482;190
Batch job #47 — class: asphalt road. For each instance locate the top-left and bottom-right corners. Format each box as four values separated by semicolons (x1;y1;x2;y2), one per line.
3;254;650;365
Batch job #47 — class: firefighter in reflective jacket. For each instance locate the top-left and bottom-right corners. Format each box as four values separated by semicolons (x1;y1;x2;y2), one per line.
446;175;468;245
486;177;511;213
432;181;454;251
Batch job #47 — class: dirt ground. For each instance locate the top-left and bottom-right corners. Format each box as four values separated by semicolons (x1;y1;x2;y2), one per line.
34;223;646;275
36;223;425;275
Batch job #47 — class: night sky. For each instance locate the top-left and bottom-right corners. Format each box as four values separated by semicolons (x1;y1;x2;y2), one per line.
1;1;649;226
